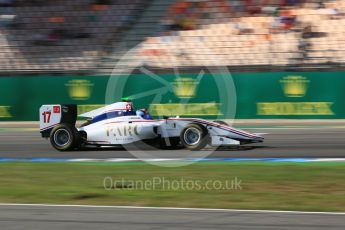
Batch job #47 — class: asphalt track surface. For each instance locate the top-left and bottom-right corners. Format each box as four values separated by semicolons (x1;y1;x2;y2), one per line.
1;128;345;159
0;204;344;230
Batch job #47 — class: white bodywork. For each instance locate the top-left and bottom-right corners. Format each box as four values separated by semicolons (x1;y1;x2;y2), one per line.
39;105;62;131
75;102;263;147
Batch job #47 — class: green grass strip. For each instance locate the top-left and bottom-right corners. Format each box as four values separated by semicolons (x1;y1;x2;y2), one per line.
0;162;344;212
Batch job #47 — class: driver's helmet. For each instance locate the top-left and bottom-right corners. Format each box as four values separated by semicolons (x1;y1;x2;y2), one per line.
136;108;152;119
136;109;145;118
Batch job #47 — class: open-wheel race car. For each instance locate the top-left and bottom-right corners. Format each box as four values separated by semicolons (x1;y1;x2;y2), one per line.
39;100;264;151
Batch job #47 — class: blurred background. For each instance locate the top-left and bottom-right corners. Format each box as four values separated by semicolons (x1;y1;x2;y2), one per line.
1;2;345;223
0;0;343;74
0;0;344;120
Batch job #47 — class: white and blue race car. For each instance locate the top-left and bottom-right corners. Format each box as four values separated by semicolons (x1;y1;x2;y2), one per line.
39;100;263;151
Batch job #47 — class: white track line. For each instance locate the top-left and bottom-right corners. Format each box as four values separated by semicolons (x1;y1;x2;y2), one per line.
66;158;345;163
0;203;344;215
310;158;345;162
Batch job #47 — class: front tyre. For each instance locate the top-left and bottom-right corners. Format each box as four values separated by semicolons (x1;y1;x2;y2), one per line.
180;123;209;150
50;123;80;151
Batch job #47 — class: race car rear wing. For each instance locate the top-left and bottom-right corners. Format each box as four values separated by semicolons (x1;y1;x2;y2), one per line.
39;104;77;138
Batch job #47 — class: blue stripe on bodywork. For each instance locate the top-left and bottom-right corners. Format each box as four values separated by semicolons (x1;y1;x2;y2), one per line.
92;111;136;123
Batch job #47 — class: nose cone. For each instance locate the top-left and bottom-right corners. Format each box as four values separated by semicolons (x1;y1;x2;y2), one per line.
253;136;264;143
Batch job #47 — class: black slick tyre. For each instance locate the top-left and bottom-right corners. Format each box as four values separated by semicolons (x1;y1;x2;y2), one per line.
180;123;210;150
50;123;79;151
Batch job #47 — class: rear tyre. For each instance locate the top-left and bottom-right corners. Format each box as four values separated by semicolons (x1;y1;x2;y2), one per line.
50;123;80;151
180;123;210;150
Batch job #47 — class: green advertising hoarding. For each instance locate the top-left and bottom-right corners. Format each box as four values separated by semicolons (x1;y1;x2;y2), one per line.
0;71;344;121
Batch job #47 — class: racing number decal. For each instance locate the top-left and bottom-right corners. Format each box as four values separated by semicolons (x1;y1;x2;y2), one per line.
42;111;52;123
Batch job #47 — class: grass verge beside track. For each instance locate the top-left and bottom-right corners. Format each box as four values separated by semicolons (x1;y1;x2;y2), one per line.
0;162;344;212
